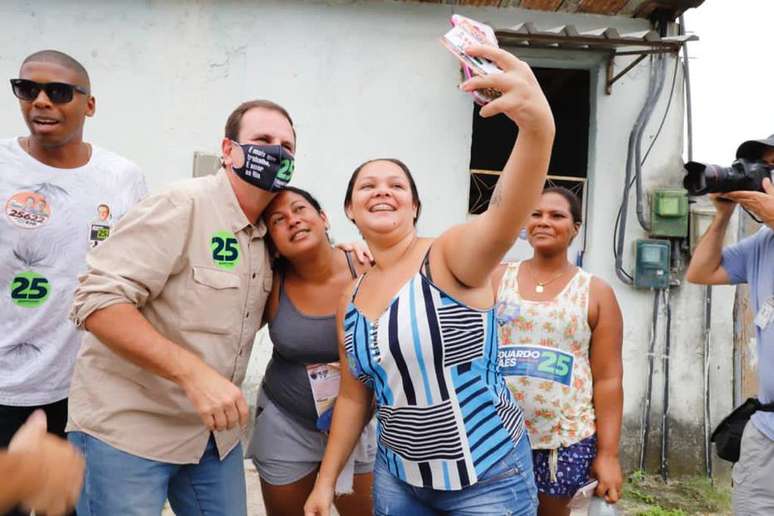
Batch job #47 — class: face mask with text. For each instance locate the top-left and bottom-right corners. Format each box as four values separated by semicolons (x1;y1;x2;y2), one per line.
230;141;294;192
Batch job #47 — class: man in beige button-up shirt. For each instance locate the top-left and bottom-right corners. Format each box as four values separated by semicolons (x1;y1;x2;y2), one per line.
65;100;296;516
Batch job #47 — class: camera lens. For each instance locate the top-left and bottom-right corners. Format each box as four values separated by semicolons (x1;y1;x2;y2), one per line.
683;162;708;195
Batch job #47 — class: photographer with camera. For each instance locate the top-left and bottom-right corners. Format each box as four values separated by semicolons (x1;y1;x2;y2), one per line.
686;135;774;514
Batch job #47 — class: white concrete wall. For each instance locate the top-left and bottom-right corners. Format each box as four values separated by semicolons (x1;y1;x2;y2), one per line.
0;0;735;474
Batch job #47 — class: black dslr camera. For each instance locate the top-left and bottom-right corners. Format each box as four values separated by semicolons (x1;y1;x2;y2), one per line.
683;158;773;196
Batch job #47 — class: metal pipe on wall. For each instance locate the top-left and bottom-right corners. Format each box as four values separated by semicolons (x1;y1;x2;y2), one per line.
660;287;673;481
703;285;713;478
639;289;661;471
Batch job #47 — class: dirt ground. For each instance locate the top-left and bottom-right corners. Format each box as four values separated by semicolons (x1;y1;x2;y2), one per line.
619;471;732;516
162;464;730;516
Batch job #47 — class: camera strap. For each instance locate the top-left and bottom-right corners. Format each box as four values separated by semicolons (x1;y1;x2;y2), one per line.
742;205;764;224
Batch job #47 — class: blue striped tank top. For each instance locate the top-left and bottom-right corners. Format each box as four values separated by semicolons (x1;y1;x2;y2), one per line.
343;251;525;490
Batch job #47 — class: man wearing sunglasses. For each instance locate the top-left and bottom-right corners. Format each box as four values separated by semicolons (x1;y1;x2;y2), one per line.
0;50;146;515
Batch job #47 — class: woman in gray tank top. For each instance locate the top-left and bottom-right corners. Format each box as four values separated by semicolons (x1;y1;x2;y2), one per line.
246;187;375;515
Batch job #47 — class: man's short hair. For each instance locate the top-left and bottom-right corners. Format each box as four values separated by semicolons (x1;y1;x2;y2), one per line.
21;50;90;91
224;100;295;143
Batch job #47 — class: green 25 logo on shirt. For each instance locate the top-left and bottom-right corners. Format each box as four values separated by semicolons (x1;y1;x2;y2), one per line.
10;272;51;308
210;231;240;270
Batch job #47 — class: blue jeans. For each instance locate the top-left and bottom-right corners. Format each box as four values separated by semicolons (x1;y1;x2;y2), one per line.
373;434;538;515
68;432;246;516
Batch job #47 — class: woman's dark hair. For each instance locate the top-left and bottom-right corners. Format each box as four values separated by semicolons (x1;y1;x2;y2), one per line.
543;186;582;225
343;158;422;225
263;186;325;271
272;186;323;215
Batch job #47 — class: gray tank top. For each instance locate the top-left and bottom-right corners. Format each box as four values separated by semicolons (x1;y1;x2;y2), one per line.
262;251;357;430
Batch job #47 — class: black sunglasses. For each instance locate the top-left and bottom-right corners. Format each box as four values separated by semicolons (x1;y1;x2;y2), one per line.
10;79;89;104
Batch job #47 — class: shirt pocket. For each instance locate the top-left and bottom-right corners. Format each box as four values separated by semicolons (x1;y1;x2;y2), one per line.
180;266;242;335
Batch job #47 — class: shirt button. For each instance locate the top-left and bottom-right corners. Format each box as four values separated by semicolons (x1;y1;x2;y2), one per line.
252;273;256;279
245;313;249;319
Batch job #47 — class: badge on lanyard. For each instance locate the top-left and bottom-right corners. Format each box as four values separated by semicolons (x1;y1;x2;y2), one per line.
755;296;774;330
306;363;342;432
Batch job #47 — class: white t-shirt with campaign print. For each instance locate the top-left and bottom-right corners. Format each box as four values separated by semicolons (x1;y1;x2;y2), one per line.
0;137;147;406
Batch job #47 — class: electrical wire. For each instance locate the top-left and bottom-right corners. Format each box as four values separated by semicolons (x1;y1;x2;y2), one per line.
613;53;681;280
641;55;680;165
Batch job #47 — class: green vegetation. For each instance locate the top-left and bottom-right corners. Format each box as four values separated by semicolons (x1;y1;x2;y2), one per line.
620;471;731;515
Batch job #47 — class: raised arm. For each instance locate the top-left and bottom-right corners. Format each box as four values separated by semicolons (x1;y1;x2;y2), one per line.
588;278;624;503
305;290;373;516
685;196;735;285
438;45;555;288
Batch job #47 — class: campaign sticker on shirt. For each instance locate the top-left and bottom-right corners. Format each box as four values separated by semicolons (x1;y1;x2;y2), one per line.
210;231;241;270
4;191;51;229
9;271;51;308
88;203;113;248
89;223;111;248
498;345;574;386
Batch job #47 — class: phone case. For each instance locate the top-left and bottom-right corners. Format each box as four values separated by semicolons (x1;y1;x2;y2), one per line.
440;15;503;105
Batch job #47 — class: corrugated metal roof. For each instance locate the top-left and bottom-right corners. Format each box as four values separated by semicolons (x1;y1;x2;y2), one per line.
495;21;696;51
408;0;704;20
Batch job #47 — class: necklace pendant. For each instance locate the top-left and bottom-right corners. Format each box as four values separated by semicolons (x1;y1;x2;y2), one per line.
535;284;544;293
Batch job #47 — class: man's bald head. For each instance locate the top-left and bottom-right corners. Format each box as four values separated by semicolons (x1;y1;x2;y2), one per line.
21;50;90;91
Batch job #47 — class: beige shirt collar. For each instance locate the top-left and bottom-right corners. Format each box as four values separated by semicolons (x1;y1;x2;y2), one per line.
215;169;268;238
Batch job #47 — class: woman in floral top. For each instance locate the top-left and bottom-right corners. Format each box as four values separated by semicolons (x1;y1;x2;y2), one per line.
493;187;623;516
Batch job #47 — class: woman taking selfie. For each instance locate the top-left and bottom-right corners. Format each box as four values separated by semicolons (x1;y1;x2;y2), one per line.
493;187;623;516
304;44;555;516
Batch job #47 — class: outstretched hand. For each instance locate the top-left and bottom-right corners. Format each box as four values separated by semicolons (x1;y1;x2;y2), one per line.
461;45;554;134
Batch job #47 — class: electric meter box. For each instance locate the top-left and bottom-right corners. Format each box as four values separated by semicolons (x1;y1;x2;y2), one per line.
634;239;671;289
192;152;221;178
650;189;689;238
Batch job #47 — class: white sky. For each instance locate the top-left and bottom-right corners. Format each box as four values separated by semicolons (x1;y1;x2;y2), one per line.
685;0;774;164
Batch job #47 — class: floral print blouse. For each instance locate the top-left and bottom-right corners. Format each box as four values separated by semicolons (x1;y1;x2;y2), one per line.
496;262;596;450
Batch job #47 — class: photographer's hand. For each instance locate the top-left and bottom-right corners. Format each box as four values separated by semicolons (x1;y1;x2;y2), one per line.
723;178;774;229
709;193;736;219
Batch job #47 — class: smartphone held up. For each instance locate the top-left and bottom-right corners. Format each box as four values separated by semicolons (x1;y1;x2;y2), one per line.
440;15;503;106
